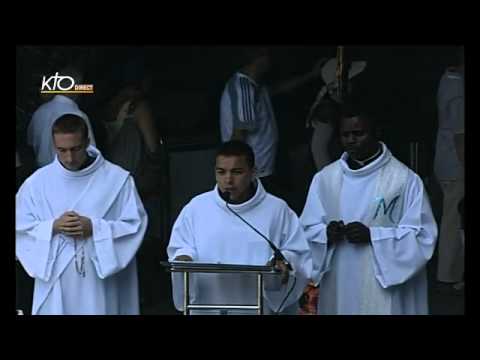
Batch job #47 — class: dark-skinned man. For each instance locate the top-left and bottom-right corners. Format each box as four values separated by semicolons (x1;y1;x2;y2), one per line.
300;103;438;315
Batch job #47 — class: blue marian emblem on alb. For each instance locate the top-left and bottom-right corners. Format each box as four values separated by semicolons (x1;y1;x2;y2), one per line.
373;195;401;223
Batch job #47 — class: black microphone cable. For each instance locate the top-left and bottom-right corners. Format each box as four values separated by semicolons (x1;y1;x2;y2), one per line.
224;193;292;270
224;192;297;315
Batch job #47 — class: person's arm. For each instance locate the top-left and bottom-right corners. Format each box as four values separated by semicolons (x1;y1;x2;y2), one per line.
174;255;193;261
269;57;327;97
451;96;465;168
344;222;371;244
327;221;346;247
299;174;337;286
16;180;59;282
134;100;159;153
167;205;198;311
109;88;141;118
263;205;312;312
167;205;198;262
87;176;148;279
225;76;257;139
454;133;464;168
52;211;88;237
368;174;438;288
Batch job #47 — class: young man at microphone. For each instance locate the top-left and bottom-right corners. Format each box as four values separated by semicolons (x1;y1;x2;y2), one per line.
167;141;311;315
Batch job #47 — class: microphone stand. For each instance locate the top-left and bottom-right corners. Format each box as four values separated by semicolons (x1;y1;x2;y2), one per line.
223;191;297;314
224;192;292;271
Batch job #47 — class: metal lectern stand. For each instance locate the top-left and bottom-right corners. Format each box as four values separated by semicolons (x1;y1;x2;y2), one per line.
161;261;279;315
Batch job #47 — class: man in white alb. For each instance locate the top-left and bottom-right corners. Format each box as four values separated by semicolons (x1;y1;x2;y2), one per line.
300;103;438;314
16;113;147;315
167;141;311;314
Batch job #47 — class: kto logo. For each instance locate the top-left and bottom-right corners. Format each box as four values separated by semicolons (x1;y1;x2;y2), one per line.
40;72;94;94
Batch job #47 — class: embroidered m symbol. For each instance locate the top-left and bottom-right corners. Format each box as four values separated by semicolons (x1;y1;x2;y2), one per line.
373;195;400;223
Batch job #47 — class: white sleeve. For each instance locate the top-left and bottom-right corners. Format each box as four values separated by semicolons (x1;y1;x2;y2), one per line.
89;176;147;279
16;179;58;282
167;205;198;261
166;204;199;311
299;175;336;286
369;175;438;288
264;206;312;312
230;77;257;131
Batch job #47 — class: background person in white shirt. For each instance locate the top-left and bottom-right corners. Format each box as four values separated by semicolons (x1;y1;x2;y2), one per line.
27;65;96;168
434;47;464;290
220;47;325;196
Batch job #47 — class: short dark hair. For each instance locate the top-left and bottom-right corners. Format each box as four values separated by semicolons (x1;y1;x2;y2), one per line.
52;113;88;140
336;101;379;138
216;140;255;169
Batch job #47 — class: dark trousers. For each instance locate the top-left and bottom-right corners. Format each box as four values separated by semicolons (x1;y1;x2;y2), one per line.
16;262;33;314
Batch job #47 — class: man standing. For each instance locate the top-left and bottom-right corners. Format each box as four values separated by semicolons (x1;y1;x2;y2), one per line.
306;57;367;171
167;141;311;314
16;114;147;315
434;48;465;290
220;47;324;194
28;65;96;168
300;104;438;314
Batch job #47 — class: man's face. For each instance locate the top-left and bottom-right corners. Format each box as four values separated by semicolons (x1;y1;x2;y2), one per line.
339;116;376;160
215;155;255;202
53;131;89;171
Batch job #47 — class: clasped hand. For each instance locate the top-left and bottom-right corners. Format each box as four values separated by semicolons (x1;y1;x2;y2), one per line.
53;211;92;239
327;221;371;245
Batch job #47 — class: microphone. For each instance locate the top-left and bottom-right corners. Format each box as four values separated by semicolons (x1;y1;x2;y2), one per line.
223;191;293;271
